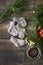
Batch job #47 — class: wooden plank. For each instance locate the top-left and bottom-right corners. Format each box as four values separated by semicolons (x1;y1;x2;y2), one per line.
0;39;27;50
0;0;43;65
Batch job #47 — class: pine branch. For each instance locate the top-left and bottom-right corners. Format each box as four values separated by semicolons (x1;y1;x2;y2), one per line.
27;5;43;48
0;5;12;20
0;0;27;21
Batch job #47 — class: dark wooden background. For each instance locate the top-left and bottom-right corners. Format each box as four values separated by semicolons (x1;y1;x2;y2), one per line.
0;0;43;65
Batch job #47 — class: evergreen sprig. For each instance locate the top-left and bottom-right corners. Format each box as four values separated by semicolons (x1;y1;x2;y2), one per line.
27;5;43;48
0;5;12;20
35;5;43;27
0;0;28;21
35;5;43;19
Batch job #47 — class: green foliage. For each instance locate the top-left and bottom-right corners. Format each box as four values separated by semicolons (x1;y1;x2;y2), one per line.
29;13;38;21
39;38;43;48
13;0;27;8
0;0;27;20
12;0;27;16
0;5;12;20
35;5;43;19
26;20;39;43
27;5;43;48
35;5;43;27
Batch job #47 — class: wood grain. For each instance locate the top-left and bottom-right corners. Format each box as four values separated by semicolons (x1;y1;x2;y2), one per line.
0;0;43;65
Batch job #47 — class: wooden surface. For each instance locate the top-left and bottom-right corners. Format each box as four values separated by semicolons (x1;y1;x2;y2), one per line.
0;20;43;65
0;0;43;65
